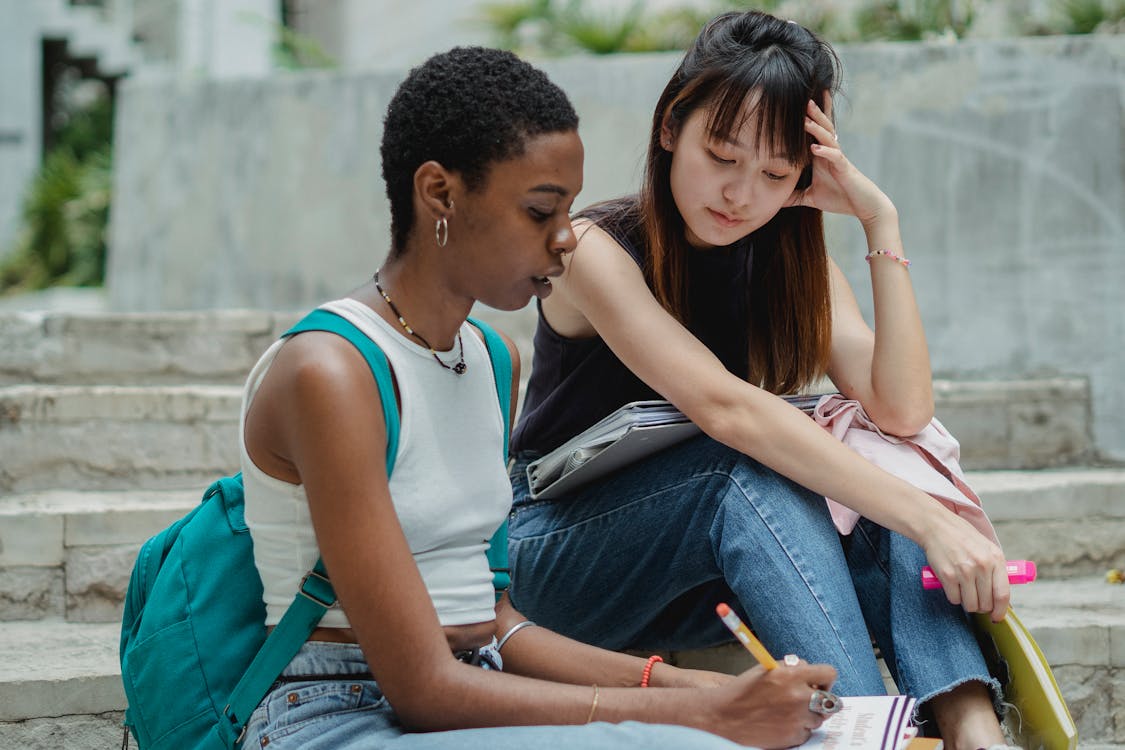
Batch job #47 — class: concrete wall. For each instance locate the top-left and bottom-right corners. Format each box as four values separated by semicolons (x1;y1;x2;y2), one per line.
0;0;43;259
106;36;1125;459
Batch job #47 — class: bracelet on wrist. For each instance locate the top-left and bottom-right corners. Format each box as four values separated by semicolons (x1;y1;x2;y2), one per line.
865;249;911;268
496;620;535;651
640;654;664;687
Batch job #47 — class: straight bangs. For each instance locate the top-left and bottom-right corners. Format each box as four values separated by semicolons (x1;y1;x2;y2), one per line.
704;51;819;168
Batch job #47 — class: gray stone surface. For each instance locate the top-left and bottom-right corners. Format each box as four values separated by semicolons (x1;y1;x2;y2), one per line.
64;545;138;623
0;373;1097;496
0;567;63;621
1010;574;1125;733
0;309;292;385
1052;665;1119;743
934;378;1093;469
971;468;1125;576
0;506;62;566
0;469;1114;623
0;712;125;750
0;489;198;621
105;37;1125;463
0;622;123;721
0;384;240;492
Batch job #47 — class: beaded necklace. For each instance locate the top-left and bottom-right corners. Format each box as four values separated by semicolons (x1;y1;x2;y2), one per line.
373;271;467;375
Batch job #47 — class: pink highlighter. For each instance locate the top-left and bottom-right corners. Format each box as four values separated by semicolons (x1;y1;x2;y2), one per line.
921;560;1037;589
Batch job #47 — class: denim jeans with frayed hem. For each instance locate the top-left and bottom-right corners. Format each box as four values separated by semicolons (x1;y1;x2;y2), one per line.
507;435;1001;711
243;641;744;749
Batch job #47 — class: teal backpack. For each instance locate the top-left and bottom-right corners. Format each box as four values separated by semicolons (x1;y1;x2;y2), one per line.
119;309;512;749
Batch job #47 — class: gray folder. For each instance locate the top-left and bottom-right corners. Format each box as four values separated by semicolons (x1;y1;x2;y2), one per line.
526;396;824;500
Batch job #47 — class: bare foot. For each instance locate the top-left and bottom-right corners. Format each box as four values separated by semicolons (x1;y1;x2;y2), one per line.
929;681;1006;750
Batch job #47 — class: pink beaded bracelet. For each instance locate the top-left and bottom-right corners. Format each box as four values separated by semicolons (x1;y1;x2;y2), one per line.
865;249;911;268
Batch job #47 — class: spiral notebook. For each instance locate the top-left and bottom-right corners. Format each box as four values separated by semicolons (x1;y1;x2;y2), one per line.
526;396;824;499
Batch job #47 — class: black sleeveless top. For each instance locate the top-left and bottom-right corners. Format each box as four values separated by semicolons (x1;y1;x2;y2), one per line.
511;198;754;455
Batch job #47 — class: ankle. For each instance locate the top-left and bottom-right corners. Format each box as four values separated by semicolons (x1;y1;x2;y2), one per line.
929;682;1005;750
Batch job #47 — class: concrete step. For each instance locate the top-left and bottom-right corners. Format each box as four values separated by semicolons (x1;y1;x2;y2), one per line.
0;375;1098;494
2;469;1121;624
0;309;295;386
0;621;124;749
971;468;1125;577
0;310;1098;465
935;377;1094;470
0;576;1120;746
0;489;198;622
0;384;241;493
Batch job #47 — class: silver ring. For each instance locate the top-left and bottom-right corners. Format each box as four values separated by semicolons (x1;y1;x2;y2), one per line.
809;689;842;715
784;653;800;666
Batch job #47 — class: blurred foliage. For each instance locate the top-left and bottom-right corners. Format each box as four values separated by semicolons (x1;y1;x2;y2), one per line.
1;94;113;294
479;0;1121;54
557;0;646;54
852;0;975;41
478;0;718;53
1046;0;1125;33
273;19;337;69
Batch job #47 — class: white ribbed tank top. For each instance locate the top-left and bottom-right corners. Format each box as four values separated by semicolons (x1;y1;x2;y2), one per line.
241;298;512;627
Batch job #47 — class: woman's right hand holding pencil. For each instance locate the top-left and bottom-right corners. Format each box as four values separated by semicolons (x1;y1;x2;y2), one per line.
691;603;840;748
700;662;838;749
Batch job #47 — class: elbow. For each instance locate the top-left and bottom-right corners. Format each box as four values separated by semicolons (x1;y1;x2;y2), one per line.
380;663;467;732
687;391;769;453
872;401;934;437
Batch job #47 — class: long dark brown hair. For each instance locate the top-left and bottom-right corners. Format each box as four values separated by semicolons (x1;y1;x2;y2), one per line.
639;11;841;394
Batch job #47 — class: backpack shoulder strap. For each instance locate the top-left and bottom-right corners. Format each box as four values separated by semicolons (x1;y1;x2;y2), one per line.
219;308;402;746
285;308;401;472
467;317;513;595
467;317;512;448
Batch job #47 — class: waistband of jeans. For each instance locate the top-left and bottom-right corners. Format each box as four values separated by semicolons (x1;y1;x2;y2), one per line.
271;637;502;689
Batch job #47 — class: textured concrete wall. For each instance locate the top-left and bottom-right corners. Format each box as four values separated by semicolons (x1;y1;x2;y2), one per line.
0;0;42;259
106;37;1125;458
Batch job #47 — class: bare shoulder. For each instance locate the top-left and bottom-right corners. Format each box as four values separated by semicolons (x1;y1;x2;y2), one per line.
571;218;627;257
262;331;390;445
272;330;378;397
245;330;388;481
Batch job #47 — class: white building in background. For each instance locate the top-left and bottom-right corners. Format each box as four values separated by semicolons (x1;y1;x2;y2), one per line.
282;0;490;71
0;0;279;259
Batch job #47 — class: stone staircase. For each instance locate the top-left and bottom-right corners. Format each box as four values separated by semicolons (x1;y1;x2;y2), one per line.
1;309;1122;748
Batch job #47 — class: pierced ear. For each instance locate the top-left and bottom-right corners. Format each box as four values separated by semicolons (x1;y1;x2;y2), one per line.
414;160;456;220
659;111;678;151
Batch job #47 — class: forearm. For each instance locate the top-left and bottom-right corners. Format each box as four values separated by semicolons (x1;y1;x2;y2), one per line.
494;599;725;688
861;212;933;431
703;388;940;542
394;660;714;732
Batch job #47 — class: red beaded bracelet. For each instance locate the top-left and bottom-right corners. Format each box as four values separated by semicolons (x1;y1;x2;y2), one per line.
640;654;664;687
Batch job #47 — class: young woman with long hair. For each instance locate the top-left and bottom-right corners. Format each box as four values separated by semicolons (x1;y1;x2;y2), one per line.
507;13;1011;750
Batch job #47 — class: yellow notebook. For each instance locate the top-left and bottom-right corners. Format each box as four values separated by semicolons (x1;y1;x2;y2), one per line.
973;607;1078;750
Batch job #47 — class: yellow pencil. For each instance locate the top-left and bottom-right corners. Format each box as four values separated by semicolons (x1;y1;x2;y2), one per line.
716;602;779;670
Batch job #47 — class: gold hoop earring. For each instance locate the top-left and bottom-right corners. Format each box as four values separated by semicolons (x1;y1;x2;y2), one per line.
435;216;449;247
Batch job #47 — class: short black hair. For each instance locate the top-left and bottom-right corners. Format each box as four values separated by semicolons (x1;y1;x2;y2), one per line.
380;47;579;254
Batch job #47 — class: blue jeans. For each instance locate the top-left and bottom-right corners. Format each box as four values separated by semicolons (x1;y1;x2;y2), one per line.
244;641;746;749
508;435;1000;710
